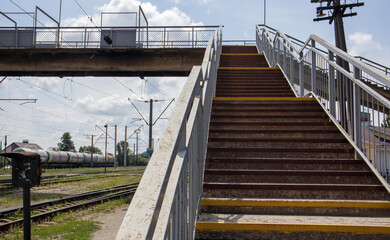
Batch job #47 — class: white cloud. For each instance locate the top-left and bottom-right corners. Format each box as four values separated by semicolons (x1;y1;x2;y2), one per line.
62;0;202;27
200;0;212;5
348;32;390;67
34;77;61;91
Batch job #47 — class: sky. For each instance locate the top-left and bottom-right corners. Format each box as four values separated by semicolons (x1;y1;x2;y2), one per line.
1;0;389;155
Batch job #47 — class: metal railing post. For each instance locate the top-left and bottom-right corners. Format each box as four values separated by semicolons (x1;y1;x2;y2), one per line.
354;66;362;149
283;39;287;72
276;39;280;66
290;46;294;87
329;51;336;116
299;52;304;97
311;40;317;94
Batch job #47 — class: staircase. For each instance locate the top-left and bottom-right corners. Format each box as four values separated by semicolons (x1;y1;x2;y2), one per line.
195;45;390;239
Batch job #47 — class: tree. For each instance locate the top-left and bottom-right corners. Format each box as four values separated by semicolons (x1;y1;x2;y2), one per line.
79;145;102;154
57;132;76;152
116;141;134;166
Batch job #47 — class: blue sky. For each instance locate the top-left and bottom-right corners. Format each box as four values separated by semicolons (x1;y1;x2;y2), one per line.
1;0;389;154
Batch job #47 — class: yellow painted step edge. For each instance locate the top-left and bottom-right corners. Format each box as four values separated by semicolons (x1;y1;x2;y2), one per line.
213;97;315;101
196;222;390;234
218;67;278;70
201;199;390;209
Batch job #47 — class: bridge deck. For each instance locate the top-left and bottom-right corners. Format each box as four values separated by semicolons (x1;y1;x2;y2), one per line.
0;48;205;77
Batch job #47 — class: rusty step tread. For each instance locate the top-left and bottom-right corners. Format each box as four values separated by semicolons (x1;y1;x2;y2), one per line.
212;102;320;106
206;157;363;164
204;169;373;176
203;182;384;191
208;138;347;143
210;121;332;126
208;147;354;152
209;129;340;134
216;90;293;93
211;115;327;119
216;94;296;97
211;108;324;113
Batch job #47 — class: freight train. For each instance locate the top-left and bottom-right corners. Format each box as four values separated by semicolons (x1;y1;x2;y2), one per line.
12;148;114;168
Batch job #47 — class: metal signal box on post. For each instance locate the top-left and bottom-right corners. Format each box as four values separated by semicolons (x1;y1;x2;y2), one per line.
4;152;42;187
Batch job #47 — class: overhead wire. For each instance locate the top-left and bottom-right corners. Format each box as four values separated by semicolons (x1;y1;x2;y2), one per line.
16;78;112;118
8;0;73;47
113;77;143;99
16;78;99;120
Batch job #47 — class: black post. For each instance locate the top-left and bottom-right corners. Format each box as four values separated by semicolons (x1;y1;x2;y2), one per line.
23;187;31;240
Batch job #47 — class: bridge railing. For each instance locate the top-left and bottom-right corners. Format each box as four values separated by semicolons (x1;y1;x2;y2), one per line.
115;26;222;240
256;25;390;189
0;25;220;49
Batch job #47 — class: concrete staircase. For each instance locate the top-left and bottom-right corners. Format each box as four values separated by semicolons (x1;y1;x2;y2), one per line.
195;45;390;239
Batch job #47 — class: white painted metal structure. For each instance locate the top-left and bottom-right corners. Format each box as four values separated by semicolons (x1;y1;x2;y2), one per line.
256;25;390;189
116;26;222;240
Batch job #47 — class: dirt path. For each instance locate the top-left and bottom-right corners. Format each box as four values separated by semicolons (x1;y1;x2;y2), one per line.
92;206;128;240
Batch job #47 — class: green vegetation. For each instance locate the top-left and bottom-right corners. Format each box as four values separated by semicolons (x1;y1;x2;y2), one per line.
1;196;133;240
0;166;138;240
79;145;102;154
57;132;76;152
116;141;149;166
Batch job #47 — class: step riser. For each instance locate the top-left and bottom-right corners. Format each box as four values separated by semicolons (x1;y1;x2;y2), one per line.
206;161;368;171
200;205;390;217
216;94;296;97
210;125;336;130
208;142;350;149
210;118;330;123
221;46;258;53
204;174;378;184
209;133;346;139
202;188;390;200
207;151;354;159
196;230;390;240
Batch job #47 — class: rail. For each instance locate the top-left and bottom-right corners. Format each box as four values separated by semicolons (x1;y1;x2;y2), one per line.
256;25;390;190
116;26;222;240
0;25;220;49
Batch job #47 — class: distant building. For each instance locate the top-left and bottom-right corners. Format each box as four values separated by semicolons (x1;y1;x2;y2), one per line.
4;139;43;153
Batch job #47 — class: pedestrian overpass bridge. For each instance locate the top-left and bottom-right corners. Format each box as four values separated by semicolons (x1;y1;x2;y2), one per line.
2;24;390;239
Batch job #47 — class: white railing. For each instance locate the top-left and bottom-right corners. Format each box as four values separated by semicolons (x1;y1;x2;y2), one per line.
256;25;390;189
0;26;220;49
116;26;222;240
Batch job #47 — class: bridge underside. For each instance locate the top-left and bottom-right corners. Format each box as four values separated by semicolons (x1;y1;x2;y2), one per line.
0;48;205;77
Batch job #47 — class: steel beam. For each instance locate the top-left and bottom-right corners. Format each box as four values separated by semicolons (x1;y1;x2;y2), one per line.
0;48;205;77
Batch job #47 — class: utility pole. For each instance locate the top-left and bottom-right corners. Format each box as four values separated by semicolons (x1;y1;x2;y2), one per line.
114;125;117;168
133;144;135;166
135;129;139;165
129;98;175;159
84;134;99;167
104;124;108;173
264;0;266;25
312;0;364;58
312;0;364;132
91;135;94;168
149;99;153;158
4;135;7;170
124;126;127;168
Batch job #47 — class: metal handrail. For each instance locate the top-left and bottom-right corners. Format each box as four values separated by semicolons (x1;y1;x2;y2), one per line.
0;25;221;49
257;25;390;189
116;26;222;240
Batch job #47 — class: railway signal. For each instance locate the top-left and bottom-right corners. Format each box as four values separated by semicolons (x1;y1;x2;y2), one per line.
1;152;41;240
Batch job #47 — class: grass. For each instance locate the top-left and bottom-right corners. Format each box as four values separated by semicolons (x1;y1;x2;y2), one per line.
0;166;143;210
0;194;134;240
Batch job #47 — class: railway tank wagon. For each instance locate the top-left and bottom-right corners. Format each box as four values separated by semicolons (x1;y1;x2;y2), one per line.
12;148;114;168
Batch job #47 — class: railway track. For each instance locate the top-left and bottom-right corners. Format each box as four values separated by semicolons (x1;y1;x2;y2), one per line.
0;183;138;232
0;171;142;191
